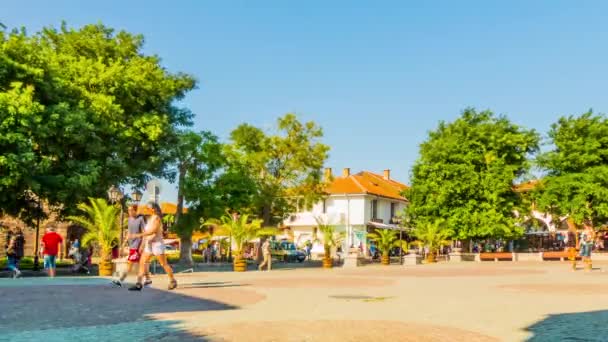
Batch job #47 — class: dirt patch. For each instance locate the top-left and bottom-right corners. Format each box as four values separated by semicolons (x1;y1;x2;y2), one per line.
244;277;394;288
197;320;499;341
499;283;608;295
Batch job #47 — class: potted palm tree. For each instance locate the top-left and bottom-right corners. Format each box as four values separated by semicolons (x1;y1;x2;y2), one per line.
315;217;345;269
68;198;121;276
412;219;452;263
367;229;401;265
203;211;275;272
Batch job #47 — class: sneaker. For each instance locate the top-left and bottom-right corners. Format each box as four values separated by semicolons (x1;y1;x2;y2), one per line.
111;280;122;288
128;283;143;291
12;270;21;279
144;279;153;287
168;279;177;290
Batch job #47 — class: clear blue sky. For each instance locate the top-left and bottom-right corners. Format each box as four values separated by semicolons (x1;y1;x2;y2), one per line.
3;1;608;203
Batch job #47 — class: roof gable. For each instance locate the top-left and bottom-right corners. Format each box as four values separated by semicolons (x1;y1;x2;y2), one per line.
326;170;409;201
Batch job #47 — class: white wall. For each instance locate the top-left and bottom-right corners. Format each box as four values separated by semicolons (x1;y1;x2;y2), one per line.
362;195;406;224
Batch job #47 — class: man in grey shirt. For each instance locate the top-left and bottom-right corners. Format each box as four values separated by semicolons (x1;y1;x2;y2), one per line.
112;205;152;287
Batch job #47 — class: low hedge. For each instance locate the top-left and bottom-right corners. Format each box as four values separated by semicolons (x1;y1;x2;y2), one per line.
0;256;73;270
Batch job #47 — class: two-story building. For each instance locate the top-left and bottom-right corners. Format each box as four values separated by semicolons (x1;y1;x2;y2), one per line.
282;168;409;257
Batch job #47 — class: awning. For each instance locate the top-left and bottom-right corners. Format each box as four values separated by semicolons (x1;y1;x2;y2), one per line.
367;221;412;231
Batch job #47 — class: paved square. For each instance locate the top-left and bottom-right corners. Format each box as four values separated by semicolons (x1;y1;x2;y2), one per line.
2;262;608;341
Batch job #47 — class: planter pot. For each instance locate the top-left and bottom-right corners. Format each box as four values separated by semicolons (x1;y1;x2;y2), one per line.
381;255;390;265
425;254;437;263
322;257;333;269
233;258;247;272
99;261;114;276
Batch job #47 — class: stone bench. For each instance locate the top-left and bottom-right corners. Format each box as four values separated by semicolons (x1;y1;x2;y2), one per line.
479;252;513;262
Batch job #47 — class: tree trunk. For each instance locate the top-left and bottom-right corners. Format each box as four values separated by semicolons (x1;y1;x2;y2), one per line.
175;164;186;227
179;235;193;266
262;203;271;226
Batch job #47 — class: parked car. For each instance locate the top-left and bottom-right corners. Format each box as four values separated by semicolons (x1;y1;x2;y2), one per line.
271;241;306;263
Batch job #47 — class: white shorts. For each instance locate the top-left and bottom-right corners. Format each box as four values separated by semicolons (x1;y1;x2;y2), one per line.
144;241;165;256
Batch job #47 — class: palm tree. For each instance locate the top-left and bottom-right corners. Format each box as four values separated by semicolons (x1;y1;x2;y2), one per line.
367;229;401;265
203;211;276;271
411;219;453;263
314;216;346;268
67;198;121;275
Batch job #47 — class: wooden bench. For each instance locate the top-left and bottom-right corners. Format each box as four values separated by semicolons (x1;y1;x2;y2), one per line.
479;252;513;261
542;251;581;261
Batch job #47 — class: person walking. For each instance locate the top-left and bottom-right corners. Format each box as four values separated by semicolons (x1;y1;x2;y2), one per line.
128;202;177;291
112;205;152;288
6;227;25;278
305;240;312;261
578;220;595;270
258;239;272;271
41;225;63;278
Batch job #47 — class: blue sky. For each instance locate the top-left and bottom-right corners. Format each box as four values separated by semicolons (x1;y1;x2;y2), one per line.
3;1;608;203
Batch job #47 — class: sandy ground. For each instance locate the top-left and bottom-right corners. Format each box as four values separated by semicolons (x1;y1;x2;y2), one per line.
2;261;608;341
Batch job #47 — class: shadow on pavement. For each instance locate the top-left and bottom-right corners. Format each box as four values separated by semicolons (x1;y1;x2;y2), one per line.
525;309;608;341
0;281;237;341
182;281;249;289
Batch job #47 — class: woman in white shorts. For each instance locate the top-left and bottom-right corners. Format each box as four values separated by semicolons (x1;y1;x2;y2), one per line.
128;202;177;291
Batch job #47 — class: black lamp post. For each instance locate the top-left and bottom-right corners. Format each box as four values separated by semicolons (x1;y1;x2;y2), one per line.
108;186;124;257
33;195;42;271
131;189;143;203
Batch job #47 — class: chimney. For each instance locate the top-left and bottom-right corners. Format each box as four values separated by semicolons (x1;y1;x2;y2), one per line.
383;169;391;180
342;168;350;177
324;168;332;181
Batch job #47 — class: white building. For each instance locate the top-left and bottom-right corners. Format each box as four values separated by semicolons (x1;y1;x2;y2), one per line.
282;168;409;257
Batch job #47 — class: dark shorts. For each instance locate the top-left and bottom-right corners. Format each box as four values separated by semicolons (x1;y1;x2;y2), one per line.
44;255;57;269
580;244;592;257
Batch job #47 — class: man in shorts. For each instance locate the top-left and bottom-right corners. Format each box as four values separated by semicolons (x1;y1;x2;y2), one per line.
112;205;152;287
41;225;63;278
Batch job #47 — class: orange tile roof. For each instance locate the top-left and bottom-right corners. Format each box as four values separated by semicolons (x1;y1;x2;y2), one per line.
136;202;188;216
326;171;409;201
513;180;541;193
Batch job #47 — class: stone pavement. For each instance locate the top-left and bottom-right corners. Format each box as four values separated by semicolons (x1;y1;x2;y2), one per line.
1;262;608;341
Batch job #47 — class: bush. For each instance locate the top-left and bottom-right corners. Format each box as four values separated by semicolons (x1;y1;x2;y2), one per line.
0;256;73;270
166;254;204;264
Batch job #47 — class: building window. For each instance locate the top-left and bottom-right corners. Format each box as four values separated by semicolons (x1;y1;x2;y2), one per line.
390;203;396;219
371;200;378;219
322;199;327;213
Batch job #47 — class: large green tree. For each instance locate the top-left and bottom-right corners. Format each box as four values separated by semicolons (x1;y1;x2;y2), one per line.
533;111;608;225
168;130;224;265
0;23;194;221
405;108;539;244
225;113;330;225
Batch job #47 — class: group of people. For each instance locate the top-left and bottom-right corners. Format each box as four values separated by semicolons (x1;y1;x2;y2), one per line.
3;224;65;278
112;202;177;291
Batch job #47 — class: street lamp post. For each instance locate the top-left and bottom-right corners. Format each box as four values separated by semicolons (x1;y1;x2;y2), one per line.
131;189;143;203
33;195;42;271
108;186;124;257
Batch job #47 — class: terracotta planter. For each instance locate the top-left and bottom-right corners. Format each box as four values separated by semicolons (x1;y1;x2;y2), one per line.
381;255;390;265
425;253;437;263
322;257;333;269
233;257;247;272
99;261;114;276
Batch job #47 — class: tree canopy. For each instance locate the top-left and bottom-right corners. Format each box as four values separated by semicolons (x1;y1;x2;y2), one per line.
0;23;195;221
533;111;608;225
225;113;330;224
405;108;539;240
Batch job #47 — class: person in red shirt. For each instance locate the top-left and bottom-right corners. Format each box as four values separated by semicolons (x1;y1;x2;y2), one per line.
41;225;63;277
